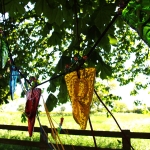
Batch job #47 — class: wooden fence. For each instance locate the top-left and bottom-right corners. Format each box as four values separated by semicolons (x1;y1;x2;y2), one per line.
0;124;150;150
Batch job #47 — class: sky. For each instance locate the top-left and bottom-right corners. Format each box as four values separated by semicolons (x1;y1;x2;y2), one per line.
111;82;150;109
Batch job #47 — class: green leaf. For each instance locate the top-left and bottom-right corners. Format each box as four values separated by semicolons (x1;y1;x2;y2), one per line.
35;0;54;17
87;25;101;40
108;34;118;45
99;60;112;79
116;17;124;28
58;77;68;104
34;0;44;16
55;9;63;26
88;51;112;79
47;32;62;46
5;0;25;17
99;35;111;52
43;1;53;17
17;3;25;14
42;23;52;37
46;93;58;112
94;2;116;32
21;113;27;123
55;55;71;73
88;51;101;65
130;89;138;96
47;8;58;24
63;8;73;22
47;80;56;93
141;0;150;8
134;100;142;106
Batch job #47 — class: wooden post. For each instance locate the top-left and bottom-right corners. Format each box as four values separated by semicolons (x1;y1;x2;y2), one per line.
40;126;48;150
122;130;131;150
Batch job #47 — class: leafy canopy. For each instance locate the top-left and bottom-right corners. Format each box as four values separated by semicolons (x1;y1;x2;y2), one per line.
0;0;150;111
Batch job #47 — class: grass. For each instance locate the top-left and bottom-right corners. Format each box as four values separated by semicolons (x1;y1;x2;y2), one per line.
0;112;150;150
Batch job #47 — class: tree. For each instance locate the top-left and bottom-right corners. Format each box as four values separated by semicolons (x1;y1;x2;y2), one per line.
17;104;25;112
113;101;128;113
91;80;121;112
0;0;150;111
60;106;66;112
59;106;66;116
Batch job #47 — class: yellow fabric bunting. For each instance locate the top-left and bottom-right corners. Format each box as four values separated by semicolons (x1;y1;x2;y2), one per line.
65;68;96;129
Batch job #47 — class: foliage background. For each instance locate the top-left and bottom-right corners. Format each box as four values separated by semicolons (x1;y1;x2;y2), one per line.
0;0;150;110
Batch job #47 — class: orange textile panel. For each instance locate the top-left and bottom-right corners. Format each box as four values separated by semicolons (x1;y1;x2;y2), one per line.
65;68;96;129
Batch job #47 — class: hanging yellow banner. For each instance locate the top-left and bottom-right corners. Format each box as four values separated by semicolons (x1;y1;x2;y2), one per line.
65;68;96;129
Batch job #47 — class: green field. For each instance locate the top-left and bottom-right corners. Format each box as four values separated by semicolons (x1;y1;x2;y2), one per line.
0;112;150;150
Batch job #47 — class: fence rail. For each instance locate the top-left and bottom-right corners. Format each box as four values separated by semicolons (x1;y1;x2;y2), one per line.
0;124;150;150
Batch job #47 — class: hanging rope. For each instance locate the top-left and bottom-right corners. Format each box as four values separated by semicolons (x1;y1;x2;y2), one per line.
74;0;80;55
36;113;56;150
88;117;97;150
94;89;134;150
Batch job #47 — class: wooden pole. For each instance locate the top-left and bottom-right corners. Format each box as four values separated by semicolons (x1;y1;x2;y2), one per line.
122;130;131;150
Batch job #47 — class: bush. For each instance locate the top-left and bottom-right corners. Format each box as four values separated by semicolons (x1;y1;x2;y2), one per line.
133;108;143;114
147;107;150;111
132;107;149;114
17;104;25;112
113;101;128;113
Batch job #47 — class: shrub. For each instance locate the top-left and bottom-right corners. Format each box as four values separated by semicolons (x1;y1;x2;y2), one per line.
133;108;143;114
113;101;128;113
147;107;150;111
17;104;25;112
